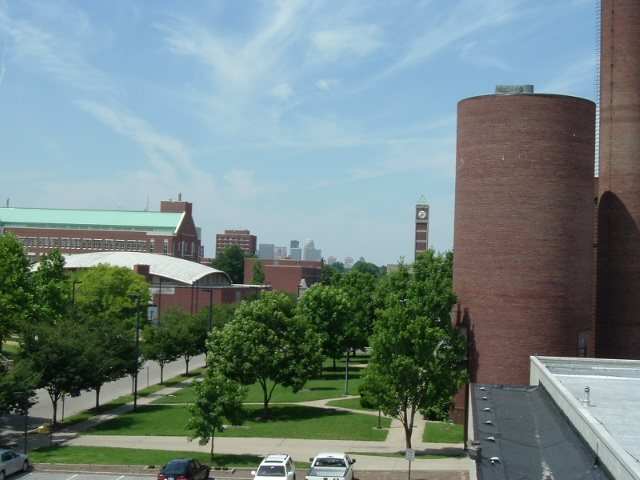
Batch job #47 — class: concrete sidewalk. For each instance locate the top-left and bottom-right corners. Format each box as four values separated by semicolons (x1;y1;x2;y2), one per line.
55;382;469;474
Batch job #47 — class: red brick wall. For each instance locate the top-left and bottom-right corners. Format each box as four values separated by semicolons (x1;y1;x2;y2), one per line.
596;0;640;360
453;93;596;385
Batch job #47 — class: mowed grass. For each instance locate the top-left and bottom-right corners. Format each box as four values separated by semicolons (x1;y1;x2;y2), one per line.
84;404;390;441
423;421;464;443
28;446;269;468
154;356;369;405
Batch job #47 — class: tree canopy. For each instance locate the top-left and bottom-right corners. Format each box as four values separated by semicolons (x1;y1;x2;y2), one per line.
187;369;246;459
361;250;467;449
207;291;322;417
211;244;252;284
0;233;35;350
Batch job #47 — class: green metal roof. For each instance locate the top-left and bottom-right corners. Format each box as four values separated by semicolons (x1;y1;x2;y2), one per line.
0;207;182;233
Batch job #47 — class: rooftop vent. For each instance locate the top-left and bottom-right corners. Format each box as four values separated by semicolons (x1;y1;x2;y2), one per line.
495;84;534;94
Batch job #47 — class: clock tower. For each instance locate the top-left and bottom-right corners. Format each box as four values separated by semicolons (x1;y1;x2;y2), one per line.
415;195;429;261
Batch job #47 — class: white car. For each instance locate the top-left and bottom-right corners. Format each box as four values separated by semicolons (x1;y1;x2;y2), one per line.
0;449;29;480
305;452;355;480
251;454;296;480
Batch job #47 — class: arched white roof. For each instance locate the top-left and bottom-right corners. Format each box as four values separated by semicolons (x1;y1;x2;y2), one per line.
58;252;232;286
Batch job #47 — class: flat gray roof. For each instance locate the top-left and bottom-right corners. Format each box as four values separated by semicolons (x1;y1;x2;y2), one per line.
537;357;640;463
532;357;640;480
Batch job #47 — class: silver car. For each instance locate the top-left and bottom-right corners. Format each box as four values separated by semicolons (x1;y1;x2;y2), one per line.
0;450;29;480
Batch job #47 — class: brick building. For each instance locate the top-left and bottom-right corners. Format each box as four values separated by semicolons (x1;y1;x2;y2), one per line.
0;199;202;263
215;229;257;257
61;251;269;317
595;0;640;360
244;258;322;294
452;89;596;387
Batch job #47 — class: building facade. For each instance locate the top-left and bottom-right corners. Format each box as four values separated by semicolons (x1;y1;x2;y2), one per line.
0;199;202;263
595;0;640;360
452;89;596;386
414;195;429;261
244;258;322;294
215;229;257;257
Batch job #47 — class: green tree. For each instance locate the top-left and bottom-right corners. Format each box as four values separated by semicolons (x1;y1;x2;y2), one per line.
195;302;239;331
335;271;377;352
0;360;40;416
141;321;180;384
321;263;343;286
0;233;35;351
73;265;150;323
296;284;351;368
20;318;95;426
251;259;266;285
162;306;208;375
86;316;137;408
31;250;70;326
72;265;150;406
211;244;250;284
361;250;467;449
207;291;322;418
186;369;246;459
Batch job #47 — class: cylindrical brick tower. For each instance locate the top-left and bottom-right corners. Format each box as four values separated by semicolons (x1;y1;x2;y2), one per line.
596;0;640;360
453;91;596;385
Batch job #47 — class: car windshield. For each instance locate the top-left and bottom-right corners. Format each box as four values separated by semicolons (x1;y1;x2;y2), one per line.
257;465;285;476
163;462;187;474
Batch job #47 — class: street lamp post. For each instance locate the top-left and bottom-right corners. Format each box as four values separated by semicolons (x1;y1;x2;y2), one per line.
128;294;141;413
344;348;350;396
202;289;213;332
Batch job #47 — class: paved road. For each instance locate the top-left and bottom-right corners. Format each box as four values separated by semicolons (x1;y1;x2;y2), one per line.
0;355;206;444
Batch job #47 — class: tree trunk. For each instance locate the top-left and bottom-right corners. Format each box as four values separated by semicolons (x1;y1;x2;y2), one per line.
160;363;165;384
95;386;101;409
262;388;269;418
210;433;215;460
402;403;415;449
50;397;59;427
185;356;190;375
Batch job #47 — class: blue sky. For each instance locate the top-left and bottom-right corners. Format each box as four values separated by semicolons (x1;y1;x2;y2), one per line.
0;0;596;266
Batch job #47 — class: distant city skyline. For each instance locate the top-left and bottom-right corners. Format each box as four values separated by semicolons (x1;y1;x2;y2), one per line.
0;1;596;265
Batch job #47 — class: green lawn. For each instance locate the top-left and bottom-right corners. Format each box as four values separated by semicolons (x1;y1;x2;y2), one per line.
29;446;269;468
423;421;464;443
28;352;464;468
153;359;368;405
84;404;390;441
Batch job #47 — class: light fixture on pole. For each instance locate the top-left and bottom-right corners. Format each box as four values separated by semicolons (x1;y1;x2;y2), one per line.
128;294;141;413
13;391;28;454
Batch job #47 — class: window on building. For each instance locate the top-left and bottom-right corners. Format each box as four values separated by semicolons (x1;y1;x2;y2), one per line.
577;331;588;357
116;240;125;250
163;239;169;255
150;239;155;253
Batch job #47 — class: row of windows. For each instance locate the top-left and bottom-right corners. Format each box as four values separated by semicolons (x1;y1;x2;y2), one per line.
18;236;170;253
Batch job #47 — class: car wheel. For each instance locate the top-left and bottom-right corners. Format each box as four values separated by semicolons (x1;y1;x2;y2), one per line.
22;461;29;472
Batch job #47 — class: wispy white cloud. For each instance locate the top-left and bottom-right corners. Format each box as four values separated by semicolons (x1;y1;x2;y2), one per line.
76;100;201;181
0;5;115;93
309;22;382;63
539;55;596;97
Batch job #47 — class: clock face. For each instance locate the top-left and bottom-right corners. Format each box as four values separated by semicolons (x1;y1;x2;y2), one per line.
418;209;427;219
